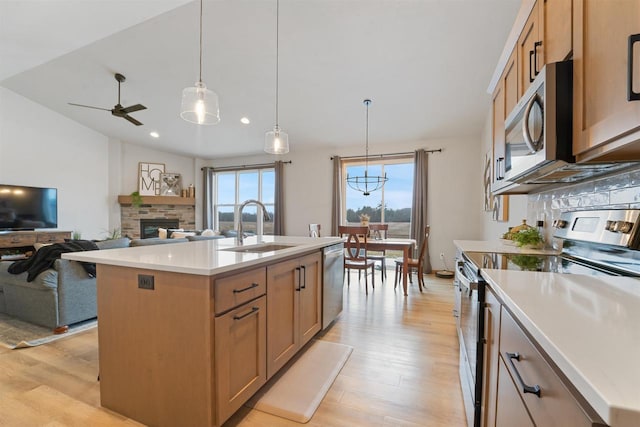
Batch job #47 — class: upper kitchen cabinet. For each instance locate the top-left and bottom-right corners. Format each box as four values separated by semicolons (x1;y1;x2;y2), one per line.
518;1;544;98
573;0;640;162
543;0;572;63
493;49;516;186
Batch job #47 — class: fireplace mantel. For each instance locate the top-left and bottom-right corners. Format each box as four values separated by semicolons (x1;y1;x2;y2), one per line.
117;195;195;206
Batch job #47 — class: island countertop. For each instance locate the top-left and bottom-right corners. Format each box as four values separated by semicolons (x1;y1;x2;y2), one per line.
62;235;343;276
454;239;561;256
481;269;640;427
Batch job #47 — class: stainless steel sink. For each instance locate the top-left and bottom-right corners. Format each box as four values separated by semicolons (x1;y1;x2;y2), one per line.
221;243;297;253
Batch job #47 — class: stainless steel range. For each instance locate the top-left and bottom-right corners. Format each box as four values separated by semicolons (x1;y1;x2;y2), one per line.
454;209;640;427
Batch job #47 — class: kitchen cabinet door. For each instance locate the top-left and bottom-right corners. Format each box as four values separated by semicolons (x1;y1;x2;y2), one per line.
504;49;518;118
544;0;572;63
298;252;322;346
495;358;535;427
214;296;267;425
266;257;300;378
573;0;640;161
518;1;544;98
482;288;502;427
493;81;506;185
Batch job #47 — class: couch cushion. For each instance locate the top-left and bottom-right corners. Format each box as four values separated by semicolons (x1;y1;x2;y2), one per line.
130;237;189;246
95;237;131;250
186;235;225;241
0;261;58;291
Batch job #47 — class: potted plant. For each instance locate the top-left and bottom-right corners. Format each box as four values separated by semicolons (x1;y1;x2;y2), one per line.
130;191;143;208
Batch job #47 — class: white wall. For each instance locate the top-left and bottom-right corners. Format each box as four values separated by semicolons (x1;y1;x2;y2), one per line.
200;136;483;270
0;87;110;240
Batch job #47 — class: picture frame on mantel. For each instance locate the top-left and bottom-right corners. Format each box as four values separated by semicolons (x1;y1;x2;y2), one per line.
139;162;165;196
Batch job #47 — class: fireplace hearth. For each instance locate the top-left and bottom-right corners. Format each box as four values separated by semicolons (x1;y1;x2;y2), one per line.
140;219;180;239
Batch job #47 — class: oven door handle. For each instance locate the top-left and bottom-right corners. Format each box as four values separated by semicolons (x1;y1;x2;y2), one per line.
455;261;478;292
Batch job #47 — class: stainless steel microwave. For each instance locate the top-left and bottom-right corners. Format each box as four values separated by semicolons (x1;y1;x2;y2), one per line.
492;60;639;195
496;61;573;188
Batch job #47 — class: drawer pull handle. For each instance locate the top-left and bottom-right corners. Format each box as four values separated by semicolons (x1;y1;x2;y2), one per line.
628;34;640;101
505;352;541;397
233;306;259;320
233;283;259;293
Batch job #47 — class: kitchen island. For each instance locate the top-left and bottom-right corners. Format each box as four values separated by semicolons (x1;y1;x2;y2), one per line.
63;235;343;427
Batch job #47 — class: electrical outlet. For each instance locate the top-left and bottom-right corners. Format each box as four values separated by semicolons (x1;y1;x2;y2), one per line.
138;274;154;290
439;252;445;260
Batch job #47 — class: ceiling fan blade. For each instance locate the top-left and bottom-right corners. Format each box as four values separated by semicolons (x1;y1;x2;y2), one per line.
119;104;146;114
68;102;111;111
123;115;143;126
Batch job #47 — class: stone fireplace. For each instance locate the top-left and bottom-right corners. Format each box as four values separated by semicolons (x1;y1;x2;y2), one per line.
119;200;195;239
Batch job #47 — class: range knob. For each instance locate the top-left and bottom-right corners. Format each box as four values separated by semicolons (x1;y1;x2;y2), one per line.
612;221;634;233
553;219;568;229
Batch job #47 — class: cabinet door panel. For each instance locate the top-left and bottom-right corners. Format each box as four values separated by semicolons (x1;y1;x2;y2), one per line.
298;252;322;346
504;50;518;117
544;0;572;63
482;289;501;427
518;3;542;97
496;358;535;427
493;83;506;185
215;296;267;425
573;0;640;160
266;258;299;378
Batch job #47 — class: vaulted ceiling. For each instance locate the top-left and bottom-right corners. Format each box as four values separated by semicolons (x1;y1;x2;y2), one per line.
0;0;520;159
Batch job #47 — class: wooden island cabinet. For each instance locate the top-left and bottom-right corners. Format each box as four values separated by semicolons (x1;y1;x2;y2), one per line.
94;247;325;427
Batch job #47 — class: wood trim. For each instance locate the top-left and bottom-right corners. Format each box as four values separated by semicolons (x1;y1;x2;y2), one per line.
118;195;195;206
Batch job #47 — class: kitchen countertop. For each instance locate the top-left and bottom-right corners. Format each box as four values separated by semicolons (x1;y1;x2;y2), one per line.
454;239;561;255
480;269;640;427
62;235;343;276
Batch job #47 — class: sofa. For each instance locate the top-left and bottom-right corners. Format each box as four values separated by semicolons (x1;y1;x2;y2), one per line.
0;234;225;330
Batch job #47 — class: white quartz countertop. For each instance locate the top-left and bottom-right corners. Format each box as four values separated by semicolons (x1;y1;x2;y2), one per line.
62;235;343;276
480;269;640;427
454;239;560;255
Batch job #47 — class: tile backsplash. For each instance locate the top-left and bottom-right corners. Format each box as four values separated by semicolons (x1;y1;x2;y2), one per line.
528;165;640;245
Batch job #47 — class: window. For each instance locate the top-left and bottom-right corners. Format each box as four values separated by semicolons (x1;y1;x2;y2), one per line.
343;157;414;238
213;169;275;235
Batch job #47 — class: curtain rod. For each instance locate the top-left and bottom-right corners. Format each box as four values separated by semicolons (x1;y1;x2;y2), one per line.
201;160;291;172
330;148;442;160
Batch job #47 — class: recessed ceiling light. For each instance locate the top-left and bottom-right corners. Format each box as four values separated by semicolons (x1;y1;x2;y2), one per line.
240;117;250;124
150;131;159;138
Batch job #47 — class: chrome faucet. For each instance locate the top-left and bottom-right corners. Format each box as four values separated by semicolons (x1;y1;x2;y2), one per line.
237;199;271;244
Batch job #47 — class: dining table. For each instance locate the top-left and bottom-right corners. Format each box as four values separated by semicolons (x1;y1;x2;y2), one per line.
365;237;416;296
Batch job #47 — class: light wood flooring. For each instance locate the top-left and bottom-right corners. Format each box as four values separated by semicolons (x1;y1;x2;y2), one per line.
0;271;466;427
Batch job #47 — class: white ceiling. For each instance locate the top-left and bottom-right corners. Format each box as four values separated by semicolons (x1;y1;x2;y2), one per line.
0;0;520;160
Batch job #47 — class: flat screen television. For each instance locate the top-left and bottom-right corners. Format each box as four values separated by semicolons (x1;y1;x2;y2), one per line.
0;184;58;231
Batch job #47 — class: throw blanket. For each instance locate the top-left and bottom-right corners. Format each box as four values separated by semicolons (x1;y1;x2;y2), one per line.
8;240;99;282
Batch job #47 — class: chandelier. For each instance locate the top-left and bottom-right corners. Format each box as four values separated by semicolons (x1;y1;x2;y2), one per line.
346;99;387;196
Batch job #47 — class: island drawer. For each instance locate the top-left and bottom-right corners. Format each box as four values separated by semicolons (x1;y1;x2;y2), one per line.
499;307;599;427
214;267;266;314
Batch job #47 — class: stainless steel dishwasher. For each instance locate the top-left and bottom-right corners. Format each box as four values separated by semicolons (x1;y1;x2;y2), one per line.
322;243;344;329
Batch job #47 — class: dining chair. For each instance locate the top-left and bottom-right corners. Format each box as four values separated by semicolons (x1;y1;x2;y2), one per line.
338;225;375;295
367;223;389;280
308;223;321;237
394;225;430;291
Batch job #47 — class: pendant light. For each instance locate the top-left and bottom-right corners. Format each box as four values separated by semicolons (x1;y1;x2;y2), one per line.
180;0;220;125
264;0;289;154
346;99;388;196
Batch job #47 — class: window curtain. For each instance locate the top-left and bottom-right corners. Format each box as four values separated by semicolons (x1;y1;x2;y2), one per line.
331;156;342;236
273;160;285;235
202;167;215;229
410;149;432;273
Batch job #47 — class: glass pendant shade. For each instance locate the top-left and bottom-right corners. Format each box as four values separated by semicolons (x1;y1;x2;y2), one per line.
180;81;220;125
264;126;289;154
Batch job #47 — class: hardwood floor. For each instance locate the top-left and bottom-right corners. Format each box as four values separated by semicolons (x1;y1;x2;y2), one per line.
0;272;466;427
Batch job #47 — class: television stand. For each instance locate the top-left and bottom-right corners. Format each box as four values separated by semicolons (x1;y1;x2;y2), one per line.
0;230;72;258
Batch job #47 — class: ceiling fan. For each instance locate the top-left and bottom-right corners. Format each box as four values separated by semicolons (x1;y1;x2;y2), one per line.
69;73;146;126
